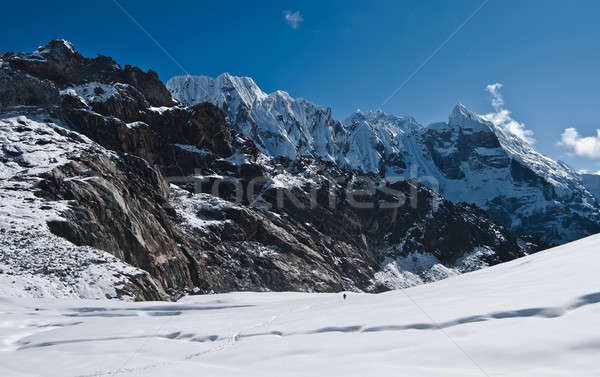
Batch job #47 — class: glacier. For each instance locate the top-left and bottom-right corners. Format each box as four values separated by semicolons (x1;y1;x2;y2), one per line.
1;233;599;376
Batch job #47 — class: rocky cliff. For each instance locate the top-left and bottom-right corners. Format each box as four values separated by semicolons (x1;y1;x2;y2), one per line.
1;41;528;299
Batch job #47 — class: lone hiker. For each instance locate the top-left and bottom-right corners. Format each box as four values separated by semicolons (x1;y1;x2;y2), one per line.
343;293;347;300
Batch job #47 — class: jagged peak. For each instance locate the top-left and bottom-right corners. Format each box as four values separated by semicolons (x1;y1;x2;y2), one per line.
167;73;336;117
35;39;78;58
218;72;260;88
272;89;293;101
167;73;268;107
448;103;493;132
344;108;420;133
347;108;396;122
450;102;474;119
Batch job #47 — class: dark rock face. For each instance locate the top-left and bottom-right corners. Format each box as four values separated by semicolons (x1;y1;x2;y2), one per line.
0;40;529;299
5;40;175;106
174;191;377;293
421;127;504;180
0;65;60;110
84;83;150;123
36;153;197;296
53;91;524;295
168;167;522;293
116;65;175;107
59;95;234;172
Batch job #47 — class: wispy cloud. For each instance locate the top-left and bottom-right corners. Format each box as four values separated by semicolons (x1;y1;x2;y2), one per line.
482;83;535;144
577;169;600;175
557;128;600;159
284;10;303;29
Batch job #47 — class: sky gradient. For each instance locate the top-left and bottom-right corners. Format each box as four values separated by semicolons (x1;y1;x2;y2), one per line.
3;0;600;171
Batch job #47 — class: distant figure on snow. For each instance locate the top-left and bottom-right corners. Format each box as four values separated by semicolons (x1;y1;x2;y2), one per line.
343;293;347;300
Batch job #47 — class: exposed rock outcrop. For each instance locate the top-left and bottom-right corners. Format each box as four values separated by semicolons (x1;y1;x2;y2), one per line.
0;62;60;111
5;40;175;106
37;153;196;294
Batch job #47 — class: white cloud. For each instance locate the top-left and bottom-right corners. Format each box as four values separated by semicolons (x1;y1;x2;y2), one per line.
284;10;303;29
577;169;600;175
557;128;600;159
486;82;504;108
482;83;536;144
578;169;600;175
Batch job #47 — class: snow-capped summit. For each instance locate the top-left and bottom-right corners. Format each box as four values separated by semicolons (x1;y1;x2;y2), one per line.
29;39;80;62
448;103;494;133
413;103;600;244
168;73;267;113
341;109;422;173
168;74;417;173
344;109;421;133
168;73;341;161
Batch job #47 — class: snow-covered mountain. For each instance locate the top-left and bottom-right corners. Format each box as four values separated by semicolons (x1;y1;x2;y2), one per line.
405;104;600;245
167;74;341;162
166;74;420;174
1;41;527;299
341;109;421;174
168;74;600;245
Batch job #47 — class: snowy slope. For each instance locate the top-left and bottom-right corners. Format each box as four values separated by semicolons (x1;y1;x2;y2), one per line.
342;109;421;173
1;234;599;376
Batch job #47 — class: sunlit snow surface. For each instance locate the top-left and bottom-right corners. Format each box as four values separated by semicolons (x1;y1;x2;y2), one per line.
1;235;599;376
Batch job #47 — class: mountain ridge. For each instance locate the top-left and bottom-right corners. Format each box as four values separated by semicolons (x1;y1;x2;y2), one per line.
0;40;529;299
168;73;600;245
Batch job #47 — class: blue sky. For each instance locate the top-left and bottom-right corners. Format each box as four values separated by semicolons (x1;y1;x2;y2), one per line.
3;0;600;171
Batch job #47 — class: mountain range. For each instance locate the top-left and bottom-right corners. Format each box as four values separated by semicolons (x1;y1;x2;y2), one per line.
1;40;598;300
167;73;600;246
